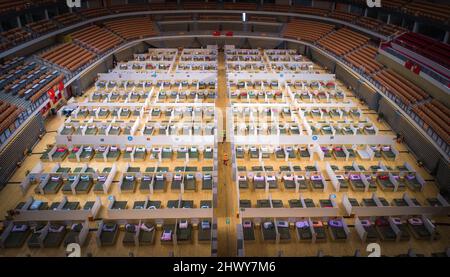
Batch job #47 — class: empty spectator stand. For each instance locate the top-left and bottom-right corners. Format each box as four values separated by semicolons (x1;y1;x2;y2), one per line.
108;3;150;13
223;2;257;10
0;100;23;138
413;100;450;146
318;28;370;56
372;68;429;107
403;0;450;23
381;0;409;10
377;24;408;37
0;58;62;106
283;19;334;43
70;25;123;54
40;42;95;72
53;12;82;26
0;0;55;15
328;10;358;23
148;2;178;10
344;45;383;74
261;4;291;12
103;17;157;40
26;19;58;35
291;5;329;17
0;27;32;47
392;32;450;72
78;7;111;19
182;1;218;10
354;17;383;30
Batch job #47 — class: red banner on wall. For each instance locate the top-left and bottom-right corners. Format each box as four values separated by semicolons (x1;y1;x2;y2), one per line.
48;88;56;103
59;81;64;92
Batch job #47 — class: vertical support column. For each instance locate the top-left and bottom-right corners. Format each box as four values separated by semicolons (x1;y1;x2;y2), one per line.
44;9;49;20
364;8;368;17
413;21;419;33
311;0;315;8
16;16;22;28
444;31;449;44
387;14;391;24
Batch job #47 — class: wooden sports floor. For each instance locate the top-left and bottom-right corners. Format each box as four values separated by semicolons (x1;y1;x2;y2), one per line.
0;50;448;257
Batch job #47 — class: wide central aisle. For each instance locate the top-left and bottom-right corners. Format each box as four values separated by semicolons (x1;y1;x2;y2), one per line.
215;50;237;257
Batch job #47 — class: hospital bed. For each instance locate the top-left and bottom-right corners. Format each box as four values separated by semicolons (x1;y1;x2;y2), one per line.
277;221;291;241
312;221;327;242
240;200;252;208
79;146;94;162
62;201;80;210
381;146;396;161
154;173;167;191
299;147;310;158
375;217;397;241
2;224;30;248
404;173;422;191
27;223;46;248
253;174;265;189
85;125;97;135
360;219;379;241
52;147;68;161
261;221;277;241
171;174;183;190
377;174;394;191
267;174;277;189
42;175;64;194
184;174;197;190
64;223;83;246
392;218;411;241
139;223;156;245
236;147;245;159
43;223;67;248
310;174;324;190
332;147;346;159
139;174;153;192
99;222;119;246
160;224;175;244
272;200;284;208
107;146;120;161
122;224;138;246
328;219;347;241
94;146;107;161
198;220;211;242
249;147;259;159
181;200;194;208
177;220;193;243
134;147;147;161
202;174;212;190
121;175;137;192
407;217;433;240
319;199;333;208
289;199;303;208
243;221;255;241
162;147;173;159
349;174;365;191
257;200;271;208
304;198;316;208
75;175;93;194
296;220;313;241
93;168;111;193
143;126;154;135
